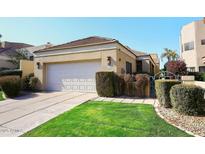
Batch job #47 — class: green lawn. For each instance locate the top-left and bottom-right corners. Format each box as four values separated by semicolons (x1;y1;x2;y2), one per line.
23;101;191;137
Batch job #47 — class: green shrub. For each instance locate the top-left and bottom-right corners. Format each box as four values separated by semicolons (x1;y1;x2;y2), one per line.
155;80;181;108
187;72;205;81
135;74;149;98
201;72;205;81
96;72;115;97
113;74;124;96
0;76;21;98
0;69;22;77
22;73;34;90
96;72;125;97
0;90;6;101
124;82;136;97
29;77;39;91
170;84;205;115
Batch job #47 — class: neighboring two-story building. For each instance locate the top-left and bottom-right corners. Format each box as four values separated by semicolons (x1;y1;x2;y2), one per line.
180;18;205;72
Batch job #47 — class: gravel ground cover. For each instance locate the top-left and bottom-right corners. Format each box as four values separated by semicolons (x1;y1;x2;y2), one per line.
155;103;205;136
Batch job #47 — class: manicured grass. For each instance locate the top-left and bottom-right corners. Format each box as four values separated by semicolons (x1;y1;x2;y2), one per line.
0;91;5;101
23;101;192;137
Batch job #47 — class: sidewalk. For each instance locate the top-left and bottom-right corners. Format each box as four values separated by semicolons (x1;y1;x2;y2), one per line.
93;96;157;105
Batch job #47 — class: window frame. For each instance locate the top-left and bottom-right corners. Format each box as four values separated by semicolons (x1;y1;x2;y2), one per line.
126;61;132;74
201;39;205;45
184;41;194;51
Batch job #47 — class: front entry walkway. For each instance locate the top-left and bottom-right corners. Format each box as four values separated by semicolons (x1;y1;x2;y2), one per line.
93;96;157;105
0;92;97;137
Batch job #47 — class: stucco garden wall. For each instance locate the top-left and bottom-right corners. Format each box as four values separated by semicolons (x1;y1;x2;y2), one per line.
20;60;34;78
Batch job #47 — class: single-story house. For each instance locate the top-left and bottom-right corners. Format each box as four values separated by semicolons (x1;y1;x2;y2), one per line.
0;41;53;70
0;41;33;70
33;36;160;92
19;42;53;60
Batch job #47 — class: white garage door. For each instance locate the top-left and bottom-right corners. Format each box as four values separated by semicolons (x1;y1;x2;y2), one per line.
46;60;101;92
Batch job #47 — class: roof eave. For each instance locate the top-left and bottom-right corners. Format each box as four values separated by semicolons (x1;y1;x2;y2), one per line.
34;40;117;53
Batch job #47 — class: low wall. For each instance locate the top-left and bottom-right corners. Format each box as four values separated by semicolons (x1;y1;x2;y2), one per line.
194;81;205;89
20;60;34;78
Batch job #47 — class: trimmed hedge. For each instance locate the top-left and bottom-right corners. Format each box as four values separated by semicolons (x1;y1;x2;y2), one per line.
124;82;136;97
96;72;150;98
0;76;21;98
113;74;124;96
96;72;115;97
96;72;124;97
170;84;205;115
155;80;181;108
0;69;22;77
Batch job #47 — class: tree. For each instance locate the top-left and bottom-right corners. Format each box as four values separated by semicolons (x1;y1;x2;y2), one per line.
161;48;179;62
166;60;187;75
7;50;29;68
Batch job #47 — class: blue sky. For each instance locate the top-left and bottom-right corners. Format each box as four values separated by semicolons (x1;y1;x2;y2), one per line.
0;17;202;68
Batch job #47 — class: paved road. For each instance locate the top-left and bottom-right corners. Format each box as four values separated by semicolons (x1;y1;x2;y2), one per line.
0;92;97;137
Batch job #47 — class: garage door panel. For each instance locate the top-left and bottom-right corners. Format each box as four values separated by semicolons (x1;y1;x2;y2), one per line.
46;60;100;92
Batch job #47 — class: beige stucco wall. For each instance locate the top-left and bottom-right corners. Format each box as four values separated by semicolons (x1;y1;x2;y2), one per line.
195;20;205;67
142;60;150;73
154;64;160;74
34;43;137;90
20;60;34;78
180;20;205;71
116;48;136;75
180;22;197;69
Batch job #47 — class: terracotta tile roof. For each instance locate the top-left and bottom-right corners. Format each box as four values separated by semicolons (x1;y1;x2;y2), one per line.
1;41;33;49
35;36;117;53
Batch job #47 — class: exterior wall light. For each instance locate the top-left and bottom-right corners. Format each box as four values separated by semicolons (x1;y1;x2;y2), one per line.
107;56;112;66
37;62;41;69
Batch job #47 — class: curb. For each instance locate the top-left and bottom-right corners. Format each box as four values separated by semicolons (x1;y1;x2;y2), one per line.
154;103;201;137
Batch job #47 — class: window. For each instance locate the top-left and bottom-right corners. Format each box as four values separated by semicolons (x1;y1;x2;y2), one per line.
126;61;132;74
136;60;142;73
199;66;205;72
184;41;194;51
187;67;195;72
201;39;205;45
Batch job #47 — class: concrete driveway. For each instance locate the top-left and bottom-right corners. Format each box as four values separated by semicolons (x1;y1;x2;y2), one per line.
0;92;97;137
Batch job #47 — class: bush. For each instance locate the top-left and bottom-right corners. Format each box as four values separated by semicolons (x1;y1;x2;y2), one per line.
135;74;149;97
29;77;40;91
22;73;34;90
113;74;124;96
170;84;205;115
124;82;136;97
96;72;125;97
187;72;205;81
96;72;115;97
155;80;181;108
0;76;21;98
166;60;187;75
22;73;40;91
0;69;22;77
0;90;6;101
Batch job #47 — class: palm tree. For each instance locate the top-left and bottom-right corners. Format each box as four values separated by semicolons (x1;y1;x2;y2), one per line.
161;48;179;62
170;50;179;61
